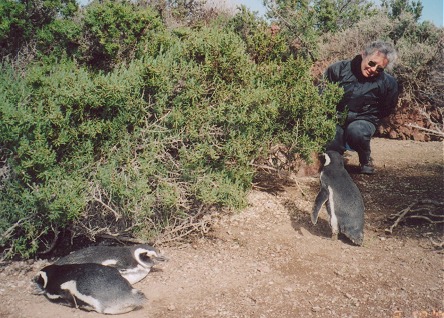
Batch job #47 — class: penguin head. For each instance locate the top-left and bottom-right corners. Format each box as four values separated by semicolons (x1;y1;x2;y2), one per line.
32;271;48;294
349;231;364;246
323;151;344;168
132;245;167;269
323;152;331;166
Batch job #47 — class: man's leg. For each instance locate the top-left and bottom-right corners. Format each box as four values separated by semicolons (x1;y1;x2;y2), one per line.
345;120;376;174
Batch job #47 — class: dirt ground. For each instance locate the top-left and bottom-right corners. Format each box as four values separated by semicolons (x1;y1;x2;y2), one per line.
1;138;443;318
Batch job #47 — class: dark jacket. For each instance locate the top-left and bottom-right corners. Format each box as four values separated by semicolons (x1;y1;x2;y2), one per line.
325;55;398;126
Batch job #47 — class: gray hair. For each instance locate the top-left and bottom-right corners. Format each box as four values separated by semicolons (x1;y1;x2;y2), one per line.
363;40;398;70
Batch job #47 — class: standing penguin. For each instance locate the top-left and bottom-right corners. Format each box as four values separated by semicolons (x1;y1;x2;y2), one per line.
33;263;146;314
55;244;166;284
311;150;365;245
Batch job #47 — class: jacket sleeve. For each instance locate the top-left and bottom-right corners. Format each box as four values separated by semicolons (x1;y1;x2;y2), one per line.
324;61;342;83
379;74;399;118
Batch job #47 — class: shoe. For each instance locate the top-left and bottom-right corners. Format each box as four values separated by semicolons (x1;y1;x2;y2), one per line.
360;163;375;174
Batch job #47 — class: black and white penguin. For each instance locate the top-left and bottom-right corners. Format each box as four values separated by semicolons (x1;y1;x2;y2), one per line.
55;244;166;284
311;150;365;245
33;263;146;314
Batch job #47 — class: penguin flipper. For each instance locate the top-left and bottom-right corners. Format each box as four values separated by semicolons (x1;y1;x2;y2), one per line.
311;187;329;224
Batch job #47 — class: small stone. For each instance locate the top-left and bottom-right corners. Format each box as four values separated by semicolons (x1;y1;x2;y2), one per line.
312;306;322;312
283;287;293;293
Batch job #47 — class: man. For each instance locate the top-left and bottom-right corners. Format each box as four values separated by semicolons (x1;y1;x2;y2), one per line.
325;40;399;174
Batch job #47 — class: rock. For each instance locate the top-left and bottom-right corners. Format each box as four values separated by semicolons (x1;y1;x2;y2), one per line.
312;306;322;312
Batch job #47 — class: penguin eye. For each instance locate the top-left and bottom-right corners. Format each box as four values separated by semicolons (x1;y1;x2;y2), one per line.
141;250;164;263
34;275;42;285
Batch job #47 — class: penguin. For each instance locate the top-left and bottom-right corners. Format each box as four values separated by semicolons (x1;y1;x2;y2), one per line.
311;150;365;246
33;263;146;314
55;244;166;284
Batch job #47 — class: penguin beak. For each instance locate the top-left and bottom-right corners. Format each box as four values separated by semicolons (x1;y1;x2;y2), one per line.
154;254;168;263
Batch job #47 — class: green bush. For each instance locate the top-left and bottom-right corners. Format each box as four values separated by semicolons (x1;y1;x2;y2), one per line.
258;57;340;158
264;0;319;60
0;4;341;259
0;0;78;60
313;0;378;33
35;19;82;60
80;0;163;70
227;6;290;63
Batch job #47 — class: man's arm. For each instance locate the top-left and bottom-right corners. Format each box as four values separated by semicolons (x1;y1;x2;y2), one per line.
379;75;399;118
324;61;342;83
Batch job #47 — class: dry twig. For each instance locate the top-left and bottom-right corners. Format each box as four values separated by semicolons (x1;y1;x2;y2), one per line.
429;238;444;249
91;184;121;221
405;123;444;138
0;216;32;243
385;199;444;234
96;234;148;245
37;227;60;255
153;205;213;246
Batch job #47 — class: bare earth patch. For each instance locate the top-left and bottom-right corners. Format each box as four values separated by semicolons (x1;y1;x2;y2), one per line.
1;138;443;318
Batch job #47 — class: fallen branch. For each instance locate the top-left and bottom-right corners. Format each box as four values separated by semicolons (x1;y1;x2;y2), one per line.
430;238;444;249
406;123;444;138
251;164;279;172
385;199;444;234
295;179;307;198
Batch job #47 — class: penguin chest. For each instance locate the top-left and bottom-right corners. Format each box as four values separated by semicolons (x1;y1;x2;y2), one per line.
119;265;151;284
60;280;103;312
326;185;339;234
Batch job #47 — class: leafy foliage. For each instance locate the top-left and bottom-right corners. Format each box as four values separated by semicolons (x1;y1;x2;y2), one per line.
264;0;319;60
0;3;340;257
382;0;423;22
3;0;439;259
0;0;78;59
313;0;378;33
227;5;290;63
80;0;164;70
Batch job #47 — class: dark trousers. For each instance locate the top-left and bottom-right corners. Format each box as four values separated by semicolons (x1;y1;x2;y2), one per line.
326;120;376;165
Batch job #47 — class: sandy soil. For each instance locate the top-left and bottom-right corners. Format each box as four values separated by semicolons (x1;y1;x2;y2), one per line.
1;138;443;318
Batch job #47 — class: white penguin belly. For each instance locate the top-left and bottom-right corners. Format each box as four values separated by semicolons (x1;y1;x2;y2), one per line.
327;186;338;233
101;259;118;266
60;280;102;312
120;265;150;284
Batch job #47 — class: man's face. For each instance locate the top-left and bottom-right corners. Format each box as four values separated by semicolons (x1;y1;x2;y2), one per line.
360;51;388;78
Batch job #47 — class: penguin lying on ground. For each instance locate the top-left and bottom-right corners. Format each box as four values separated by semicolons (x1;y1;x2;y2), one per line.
33;263;146;314
55;244;166;284
311;150;365;246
